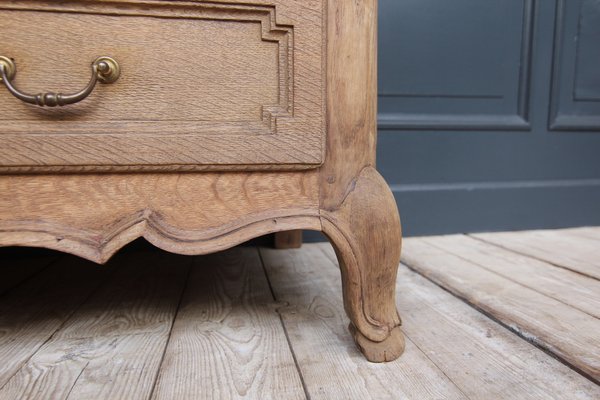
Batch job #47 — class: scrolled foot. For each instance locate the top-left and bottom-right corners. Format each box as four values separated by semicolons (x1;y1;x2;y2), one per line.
349;323;405;362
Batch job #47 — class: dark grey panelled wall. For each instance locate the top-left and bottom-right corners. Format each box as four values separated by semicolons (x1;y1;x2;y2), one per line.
377;0;600;236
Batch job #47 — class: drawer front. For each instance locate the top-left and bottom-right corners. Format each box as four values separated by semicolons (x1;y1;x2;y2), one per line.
0;0;325;172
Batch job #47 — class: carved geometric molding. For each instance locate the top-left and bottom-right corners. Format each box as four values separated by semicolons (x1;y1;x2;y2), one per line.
549;0;600;131
0;0;326;171
378;0;534;131
0;1;292;132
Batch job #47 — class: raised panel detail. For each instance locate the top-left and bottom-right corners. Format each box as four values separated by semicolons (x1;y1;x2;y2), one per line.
378;0;534;131
550;0;600;130
0;0;326;171
574;1;600;101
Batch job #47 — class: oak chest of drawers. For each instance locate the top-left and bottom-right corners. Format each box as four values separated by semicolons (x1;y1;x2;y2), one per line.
0;0;404;362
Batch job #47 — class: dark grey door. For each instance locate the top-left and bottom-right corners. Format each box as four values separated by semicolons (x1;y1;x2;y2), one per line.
378;0;600;236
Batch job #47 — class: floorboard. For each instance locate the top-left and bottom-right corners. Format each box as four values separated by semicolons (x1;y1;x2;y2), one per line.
392;266;599;399
0;227;599;399
0;255;115;391
260;245;468;400
423;234;600;318
401;237;600;382
472;229;600;280
152;248;306;400
262;243;600;399
0;250;190;400
560;227;600;242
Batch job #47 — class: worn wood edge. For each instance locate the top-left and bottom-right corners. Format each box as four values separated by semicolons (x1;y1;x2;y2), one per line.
401;238;600;382
560;227;600;242
471;231;600;280
348;323;405;363
0;210;321;264
0;163;323;175
426;234;600;319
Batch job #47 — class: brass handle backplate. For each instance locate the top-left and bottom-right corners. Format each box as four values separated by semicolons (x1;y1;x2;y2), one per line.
0;56;120;107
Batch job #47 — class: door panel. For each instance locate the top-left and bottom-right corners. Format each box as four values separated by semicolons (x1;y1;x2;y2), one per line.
378;0;600;236
379;0;533;130
550;0;600;130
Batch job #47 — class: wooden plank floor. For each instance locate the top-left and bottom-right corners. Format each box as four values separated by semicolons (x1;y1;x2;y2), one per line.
0;228;599;399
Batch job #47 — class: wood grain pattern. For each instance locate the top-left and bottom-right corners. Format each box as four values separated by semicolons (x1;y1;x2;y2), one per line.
472;230;600;280
262;243;600;399
0;0;325;170
320;0;378;210
318;242;600;400
426;234;600;318
0;171;320;263
2;236;600;397
321;167;404;362
0;0;405;363
0;251;190;400
393;265;600;400
315;0;405;362
402;237;600;382
54;251;190;340
152;248;305;400
260;245;468;400
0;335;171;400
0;255;115;389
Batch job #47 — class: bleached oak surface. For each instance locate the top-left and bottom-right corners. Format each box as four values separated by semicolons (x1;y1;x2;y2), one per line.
0;0;401;365
0;227;599;399
0;0;326;171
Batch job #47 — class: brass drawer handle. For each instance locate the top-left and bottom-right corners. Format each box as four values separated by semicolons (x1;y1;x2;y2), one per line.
0;56;120;107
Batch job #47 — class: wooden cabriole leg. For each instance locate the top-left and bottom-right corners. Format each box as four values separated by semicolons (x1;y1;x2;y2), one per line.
273;230;303;249
321;167;404;362
318;0;404;362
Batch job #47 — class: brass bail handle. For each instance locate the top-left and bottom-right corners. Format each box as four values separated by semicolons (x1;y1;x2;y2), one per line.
0;56;120;107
